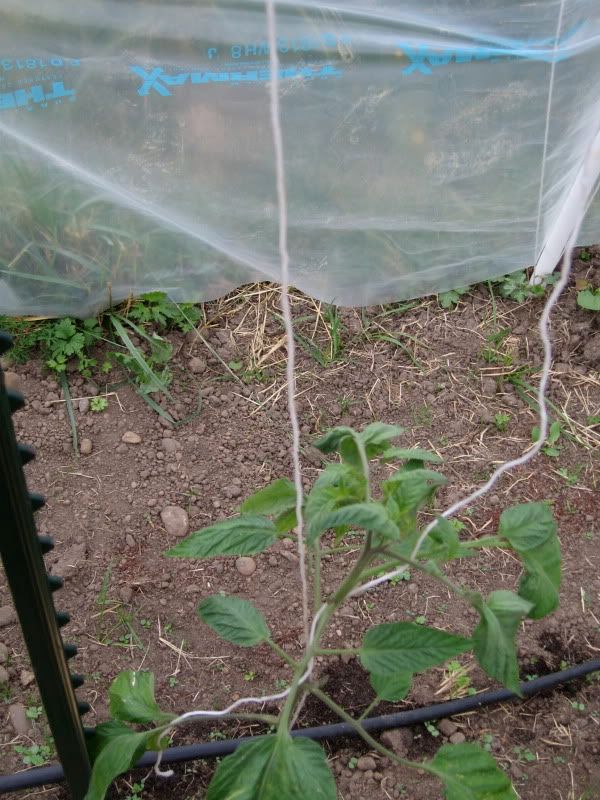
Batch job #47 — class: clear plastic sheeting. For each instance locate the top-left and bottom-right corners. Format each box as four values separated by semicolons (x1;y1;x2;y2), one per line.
0;1;599;316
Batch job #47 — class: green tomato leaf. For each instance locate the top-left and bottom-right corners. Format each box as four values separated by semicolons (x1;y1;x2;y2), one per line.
87;720;133;763
305;464;366;544
427;742;517;800
498;502;560;619
576;288;600;311
472;591;532;695
274;507;297;533
369;671;413;701
381;447;442;465
360;622;471;676
109;671;174;725
198;595;270;647
166;515;276;558
498;502;556;551
516;537;561;619
206;734;336;800
308;502;400;544
383;469;448;530
419;517;461;562
359;422;404;457
314;426;356;454
84;729;154;800
241;479;297;517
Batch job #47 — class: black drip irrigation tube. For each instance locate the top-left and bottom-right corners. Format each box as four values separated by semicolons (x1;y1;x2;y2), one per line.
1;658;598;794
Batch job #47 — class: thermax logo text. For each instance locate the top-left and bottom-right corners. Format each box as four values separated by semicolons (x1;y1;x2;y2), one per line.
131;64;342;97
399;23;583;76
0;81;75;111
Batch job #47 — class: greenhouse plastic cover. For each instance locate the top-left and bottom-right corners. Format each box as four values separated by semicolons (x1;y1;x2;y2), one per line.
1;2;600;316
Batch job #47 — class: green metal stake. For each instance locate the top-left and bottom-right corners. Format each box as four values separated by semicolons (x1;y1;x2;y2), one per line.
0;333;91;799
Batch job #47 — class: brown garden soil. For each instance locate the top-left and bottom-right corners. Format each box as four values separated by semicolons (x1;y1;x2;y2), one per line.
1;250;599;800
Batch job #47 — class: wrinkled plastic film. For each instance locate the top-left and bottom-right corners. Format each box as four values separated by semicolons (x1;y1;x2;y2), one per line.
1;2;599;316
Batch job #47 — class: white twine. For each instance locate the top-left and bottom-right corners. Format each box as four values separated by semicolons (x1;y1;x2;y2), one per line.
265;0;310;641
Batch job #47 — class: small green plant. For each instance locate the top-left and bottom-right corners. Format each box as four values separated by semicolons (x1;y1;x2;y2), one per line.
127;292;201;332
570;700;585;712
390;568;411;585
481;733;494;752
481;328;514;366
168;676;179;688
125;780;145;800
512;746;536;764
86;422;562;800
425;721;440;737
576;287;600;311
579;248;592;262
26;705;43;720
347;756;359;770
14;743;53;767
90;396;109;413
494;413;511;432
244;670;258;682
556;465;583;486
438;287;469;309
40;317;101;376
532;420;562;457
495;271;553;303
442;660;475;698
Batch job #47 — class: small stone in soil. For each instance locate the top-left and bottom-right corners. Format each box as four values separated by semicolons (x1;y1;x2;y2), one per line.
121;431;142;444
0;606;17;628
189;356;207;374
161;438;180;453
160;505;189;538
0;642;8;663
0;665;9;684
80;438;93;455
78;397;90;414
125;534;136;548
9;703;31;736
356;756;377;771
449;732;466;744
20;669;35;688
235;556;257;576
437;719;458;737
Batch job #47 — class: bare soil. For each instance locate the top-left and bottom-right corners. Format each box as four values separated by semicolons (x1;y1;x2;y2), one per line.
1;251;599;800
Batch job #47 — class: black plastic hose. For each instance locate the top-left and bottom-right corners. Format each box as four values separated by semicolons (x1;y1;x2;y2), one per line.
1;658;598;794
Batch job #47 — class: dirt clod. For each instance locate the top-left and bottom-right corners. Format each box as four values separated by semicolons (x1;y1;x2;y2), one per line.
8;703;31;736
380;728;413;757
437;719;458;737
189;356;207;374
356;756;377;771
3;371;22;392
0;605;16;628
20;669;35;687
80;438;93;455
